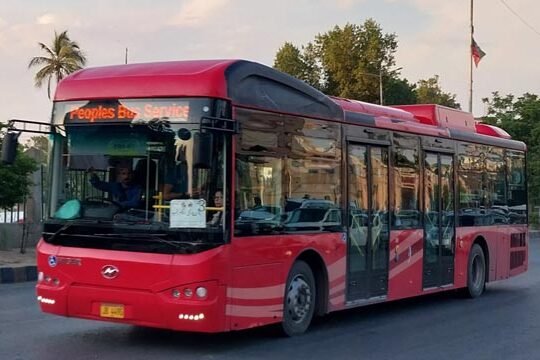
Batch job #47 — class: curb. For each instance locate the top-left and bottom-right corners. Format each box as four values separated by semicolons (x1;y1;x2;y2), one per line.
0;265;37;283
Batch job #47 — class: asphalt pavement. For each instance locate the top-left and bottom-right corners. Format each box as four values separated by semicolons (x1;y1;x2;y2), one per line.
1;238;539;359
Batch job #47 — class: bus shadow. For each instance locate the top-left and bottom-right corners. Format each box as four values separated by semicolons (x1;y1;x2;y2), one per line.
90;285;521;352
123;290;468;348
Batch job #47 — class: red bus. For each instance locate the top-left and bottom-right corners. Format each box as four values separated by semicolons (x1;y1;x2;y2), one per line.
32;60;527;336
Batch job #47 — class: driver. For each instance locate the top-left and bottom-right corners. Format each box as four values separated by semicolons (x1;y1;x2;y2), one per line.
88;165;142;209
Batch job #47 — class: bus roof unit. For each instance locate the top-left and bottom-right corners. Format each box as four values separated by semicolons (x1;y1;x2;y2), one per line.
392;104;476;132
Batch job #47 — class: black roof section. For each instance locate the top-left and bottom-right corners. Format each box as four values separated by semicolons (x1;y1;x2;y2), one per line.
225;60;343;122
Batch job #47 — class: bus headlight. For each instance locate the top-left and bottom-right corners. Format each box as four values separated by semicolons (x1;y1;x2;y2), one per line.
195;287;208;299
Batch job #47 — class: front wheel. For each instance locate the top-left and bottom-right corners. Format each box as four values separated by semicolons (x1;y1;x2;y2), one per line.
282;261;316;336
465;243;486;298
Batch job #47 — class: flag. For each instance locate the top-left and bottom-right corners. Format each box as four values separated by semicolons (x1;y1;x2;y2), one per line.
471;38;486;67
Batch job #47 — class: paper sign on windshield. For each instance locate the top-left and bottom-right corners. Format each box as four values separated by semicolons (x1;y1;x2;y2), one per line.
169;199;206;228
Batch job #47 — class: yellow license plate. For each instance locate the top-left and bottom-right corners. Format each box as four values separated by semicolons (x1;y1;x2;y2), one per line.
100;304;125;319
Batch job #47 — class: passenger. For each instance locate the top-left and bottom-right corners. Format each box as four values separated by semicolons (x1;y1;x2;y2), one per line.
208;190;224;226
163;163;189;201
253;196;263;209
88;165;142;209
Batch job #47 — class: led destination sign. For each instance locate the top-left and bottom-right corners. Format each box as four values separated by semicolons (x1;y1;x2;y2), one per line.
66;101;190;123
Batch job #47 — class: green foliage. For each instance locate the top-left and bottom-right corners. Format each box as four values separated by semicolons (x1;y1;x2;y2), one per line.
273;19;399;102
273;20;457;107
415;75;460;109
28;30;87;100
0;125;38;209
273;42;322;90
383;77;417;106
274;42;305;81
482;92;540;210
25;135;49;153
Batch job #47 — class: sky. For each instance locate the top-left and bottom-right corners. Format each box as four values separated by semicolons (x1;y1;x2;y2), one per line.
1;0;539;131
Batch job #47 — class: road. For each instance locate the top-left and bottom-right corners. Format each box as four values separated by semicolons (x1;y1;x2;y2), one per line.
1;239;539;360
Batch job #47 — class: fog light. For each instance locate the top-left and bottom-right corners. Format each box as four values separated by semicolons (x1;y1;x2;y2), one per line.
53;278;60;286
183;288;193;297
172;289;181;298
45;276;52;283
195;287;208;298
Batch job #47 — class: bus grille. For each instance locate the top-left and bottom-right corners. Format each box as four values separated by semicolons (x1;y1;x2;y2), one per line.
510;233;526;248
510;250;526;269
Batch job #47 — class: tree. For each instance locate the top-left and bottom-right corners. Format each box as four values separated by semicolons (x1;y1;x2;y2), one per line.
273;42;322;90
24;135;49;164
0;125;37;209
273;19;399;103
314;20;398;102
383;77;417;106
274;42;305;81
28;30;87;100
481;92;540;146
415;75;460;109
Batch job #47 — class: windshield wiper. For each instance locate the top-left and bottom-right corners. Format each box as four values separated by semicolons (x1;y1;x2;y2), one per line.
47;222;74;242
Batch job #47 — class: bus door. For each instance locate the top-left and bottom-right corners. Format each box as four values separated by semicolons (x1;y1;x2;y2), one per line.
346;143;390;301
423;152;455;289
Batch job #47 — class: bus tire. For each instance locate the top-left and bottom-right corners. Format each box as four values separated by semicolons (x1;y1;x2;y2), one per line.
465;244;486;298
282;260;316;336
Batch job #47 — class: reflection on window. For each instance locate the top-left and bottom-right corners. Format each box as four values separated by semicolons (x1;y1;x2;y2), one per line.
50;123;226;230
392;134;420;229
507;151;526;224
234;109;341;236
458;144;526;226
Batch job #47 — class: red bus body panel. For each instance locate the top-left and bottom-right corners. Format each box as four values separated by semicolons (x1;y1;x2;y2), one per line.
54;60;235;101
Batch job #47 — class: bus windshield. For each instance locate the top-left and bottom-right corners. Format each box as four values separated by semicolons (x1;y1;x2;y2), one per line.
45;98;229;252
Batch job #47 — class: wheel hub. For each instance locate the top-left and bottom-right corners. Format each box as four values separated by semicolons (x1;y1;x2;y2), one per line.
286;275;312;323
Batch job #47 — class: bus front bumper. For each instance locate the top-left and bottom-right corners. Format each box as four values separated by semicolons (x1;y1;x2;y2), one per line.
36;282;228;333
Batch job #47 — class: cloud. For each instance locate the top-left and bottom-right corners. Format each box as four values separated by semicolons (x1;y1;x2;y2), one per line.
387;0;540;115
36;13;55;25
331;0;366;9
169;0;230;27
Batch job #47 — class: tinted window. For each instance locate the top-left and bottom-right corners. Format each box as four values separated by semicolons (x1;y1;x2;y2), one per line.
507;150;527;224
392;134;420;229
234;109;342;236
458;144;522;226
458;143;489;226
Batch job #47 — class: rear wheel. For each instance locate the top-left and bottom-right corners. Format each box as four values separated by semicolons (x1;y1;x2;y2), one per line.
282;261;316;336
465;244;486;298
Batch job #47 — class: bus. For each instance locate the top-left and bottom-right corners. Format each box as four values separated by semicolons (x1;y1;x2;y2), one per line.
25;60;526;336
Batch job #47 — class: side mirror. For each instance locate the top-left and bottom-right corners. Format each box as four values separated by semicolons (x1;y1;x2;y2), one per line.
193;132;213;169
1;131;20;165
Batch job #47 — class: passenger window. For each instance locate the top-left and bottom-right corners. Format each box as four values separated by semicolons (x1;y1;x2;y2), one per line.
507;150;526;224
392;134;420;229
234;109;342;236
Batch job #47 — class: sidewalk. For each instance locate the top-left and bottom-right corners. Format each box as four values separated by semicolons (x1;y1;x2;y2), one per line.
0;248;37;283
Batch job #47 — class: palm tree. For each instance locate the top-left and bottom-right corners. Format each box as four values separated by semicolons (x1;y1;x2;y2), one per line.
28;30;87;99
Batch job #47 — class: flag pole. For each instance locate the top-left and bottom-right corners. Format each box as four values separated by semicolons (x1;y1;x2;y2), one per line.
469;0;474;113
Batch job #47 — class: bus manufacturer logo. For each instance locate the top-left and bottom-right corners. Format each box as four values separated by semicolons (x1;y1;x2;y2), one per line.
101;265;119;279
48;255;57;267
